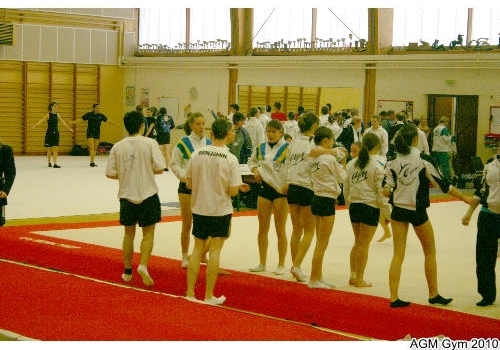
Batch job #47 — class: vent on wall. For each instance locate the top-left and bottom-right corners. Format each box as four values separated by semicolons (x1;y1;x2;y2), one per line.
0;22;14;45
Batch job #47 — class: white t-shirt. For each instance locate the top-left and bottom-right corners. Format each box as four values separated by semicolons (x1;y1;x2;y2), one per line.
106;135;165;204
245;118;265;151
186;145;242;216
363;126;389;157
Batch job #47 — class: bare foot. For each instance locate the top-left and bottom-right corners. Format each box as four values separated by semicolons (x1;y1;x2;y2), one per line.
349;278;356;286
355;280;373;288
218;268;231;276
377;233;391;242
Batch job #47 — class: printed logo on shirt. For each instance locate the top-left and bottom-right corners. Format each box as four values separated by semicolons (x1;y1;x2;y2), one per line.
351;170;368;185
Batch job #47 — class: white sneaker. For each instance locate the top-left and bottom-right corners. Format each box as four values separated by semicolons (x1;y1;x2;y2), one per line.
249;264;265;272
181;258;189;269
273;266;286;275
204;295;226;306
121;273;132;282
185;296;204;304
137;265;154;286
290;267;307;282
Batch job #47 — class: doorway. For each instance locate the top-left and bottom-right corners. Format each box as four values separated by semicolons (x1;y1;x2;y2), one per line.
427;95;479;176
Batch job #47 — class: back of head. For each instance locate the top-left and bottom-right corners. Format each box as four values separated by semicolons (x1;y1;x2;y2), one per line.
298;111;319;133
356;132;380;169
274;102;281;110
394;123;418;155
232;111;245;124
298;105;305;114
313;126;333;145
124;111;145;135
439;116;449;124
249;107;258;118
231;103;239;111
396;112;406;122
266;105;271;113
158;107;167;116
321;105;329;115
288;111;295;120
212;118;232;140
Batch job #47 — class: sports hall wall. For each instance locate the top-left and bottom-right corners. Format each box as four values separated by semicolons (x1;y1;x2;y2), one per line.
1;8;500;164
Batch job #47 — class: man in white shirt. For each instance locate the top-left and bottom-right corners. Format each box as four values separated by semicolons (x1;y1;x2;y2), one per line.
245;107;265;149
106;111;165;287
185;118;250;305
363;115;389;157
413;117;430;155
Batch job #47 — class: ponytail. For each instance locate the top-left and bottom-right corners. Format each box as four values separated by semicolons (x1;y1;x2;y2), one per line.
355;132;379;169
394;123;418;155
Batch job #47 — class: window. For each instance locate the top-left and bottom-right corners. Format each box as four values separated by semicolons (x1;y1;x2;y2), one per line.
316;8;368;46
139;7;230;50
253;7;312;47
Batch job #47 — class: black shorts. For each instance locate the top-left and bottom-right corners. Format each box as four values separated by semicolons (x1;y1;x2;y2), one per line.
178;182;192;195
311;195;336;216
157;132;170;145
391;206;429;227
258;181;286;202
192;213;232;240
349;203;380;226
287;184;314;206
44;131;60;147
87;130;101;139
119;193;161;227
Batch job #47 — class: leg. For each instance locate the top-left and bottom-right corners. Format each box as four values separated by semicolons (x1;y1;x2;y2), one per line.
413;220;438;298
272;197;289;271
293;206;316;268
159;144;168;169
205;237;226;301
309;215;334;284
186;237;205;299
136;224;155;286
87;138;97;164
389;220;409;303
164;144;171;168
476;211;499;304
251;196;273;270
178;192;192;267
46;147;52;165
353;223;377;287
52;146;59;166
122;225;137;270
349;222;361;285
288;203;303;264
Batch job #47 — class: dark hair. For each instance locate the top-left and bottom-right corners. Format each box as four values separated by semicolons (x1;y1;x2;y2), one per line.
412;117;421;126
158;107;167;116
355;132;380;169
298;105;305;114
298;111;319;133
123;111;145;135
274;102;282;110
249;107;258;117
149;106;157;116
212;118;232;140
230;103;239;111
284;134;292;141
379;110;387;117
136;104;143;112
288;111;295;120
266;119;283;131
183;112;204;135
321;106;329;115
313;126;333;145
232;111;245;124
326;103;332;111
328;115;335;124
48;102;58;111
92;103;100;109
394;123;418;155
266;105;271;113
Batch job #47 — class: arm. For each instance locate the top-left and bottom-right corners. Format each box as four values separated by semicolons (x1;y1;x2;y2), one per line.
462;196;481;226
32;114;49;129
145;122;155;137
0;145;16;198
58;114;74;132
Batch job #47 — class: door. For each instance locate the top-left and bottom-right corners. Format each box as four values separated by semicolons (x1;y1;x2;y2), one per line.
428;95;478;176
